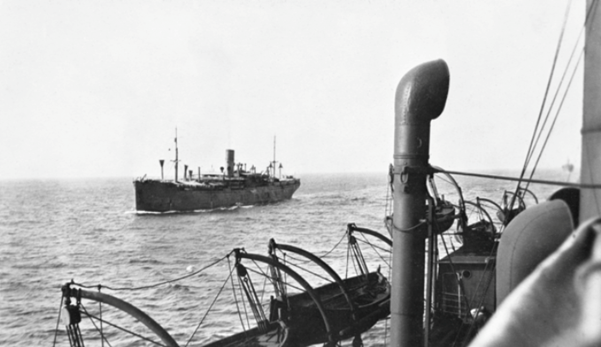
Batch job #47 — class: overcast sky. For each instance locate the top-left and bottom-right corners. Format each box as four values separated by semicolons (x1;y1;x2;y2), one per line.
0;0;585;180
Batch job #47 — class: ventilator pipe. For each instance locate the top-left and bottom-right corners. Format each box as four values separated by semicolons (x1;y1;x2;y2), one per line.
390;59;449;347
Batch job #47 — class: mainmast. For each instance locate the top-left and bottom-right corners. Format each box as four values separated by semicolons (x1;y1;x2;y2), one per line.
173;128;179;182
271;136;277;178
580;0;601;221
390;60;449;347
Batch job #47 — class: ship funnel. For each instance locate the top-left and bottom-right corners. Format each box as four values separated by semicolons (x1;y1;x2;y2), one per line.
226;150;235;178
390;59;449;347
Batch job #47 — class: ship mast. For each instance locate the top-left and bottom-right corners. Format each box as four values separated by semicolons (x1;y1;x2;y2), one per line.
173;128;179;182
580;0;601;221
272;136;277;178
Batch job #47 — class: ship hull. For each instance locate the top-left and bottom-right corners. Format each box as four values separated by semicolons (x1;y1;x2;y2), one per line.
133;179;300;212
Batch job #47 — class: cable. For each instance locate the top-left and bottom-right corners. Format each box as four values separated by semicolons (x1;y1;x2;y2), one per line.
185;266;234;347
81;304;152;347
72;255;228;291
438;169;601;189
52;295;64;347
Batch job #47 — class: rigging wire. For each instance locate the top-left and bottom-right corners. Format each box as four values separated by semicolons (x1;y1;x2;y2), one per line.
516;0;600;204
52;295;64;347
317;232;347;259
526;17;583;173
438;168;601;189
521;0;572;173
355;237;391;268
81;304;157;347
259;265;269;303
228;257;247;332
237;270;252;333
526;48;584;189
185;265;234;347
276;253;333;283
244;266;305;293
513;0;572;207
71;255;228;291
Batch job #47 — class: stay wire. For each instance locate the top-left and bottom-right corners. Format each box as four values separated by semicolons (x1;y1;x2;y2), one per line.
279;251;313;265
72;255;228;291
525;39;579;183
355;237;391;268
318;232;347;259
356;236;392;254
526;48;584;189
52;295;64;347
520;0;572;176
437;168;601;189
228;257;246;331
260;266;269;304
237;275;252;333
279;256;333;283
185;265;235;347
522;0;598;195
245;266;306;293
81;303;156;347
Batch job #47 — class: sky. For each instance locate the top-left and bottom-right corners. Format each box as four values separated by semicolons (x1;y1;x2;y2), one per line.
0;0;586;180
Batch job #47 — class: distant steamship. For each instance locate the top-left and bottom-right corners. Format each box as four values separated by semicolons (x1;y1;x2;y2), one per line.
133;135;300;212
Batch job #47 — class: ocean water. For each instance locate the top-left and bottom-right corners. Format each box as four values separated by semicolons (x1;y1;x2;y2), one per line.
0;171;566;347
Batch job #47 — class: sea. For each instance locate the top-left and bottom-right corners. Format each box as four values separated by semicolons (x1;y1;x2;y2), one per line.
0;170;568;347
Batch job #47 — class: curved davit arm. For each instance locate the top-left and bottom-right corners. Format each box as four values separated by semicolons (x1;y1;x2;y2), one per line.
269;238;358;315
347;223;392;246
63;285;180;347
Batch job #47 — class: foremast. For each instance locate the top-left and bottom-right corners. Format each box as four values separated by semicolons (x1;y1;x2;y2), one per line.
390;60;450;346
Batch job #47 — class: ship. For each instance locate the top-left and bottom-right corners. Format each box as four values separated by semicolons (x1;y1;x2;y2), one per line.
55;1;601;347
133;136;300;212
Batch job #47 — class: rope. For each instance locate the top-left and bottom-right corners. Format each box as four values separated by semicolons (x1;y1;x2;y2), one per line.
355;237;391;268
228;257;246;331
438;169;601;189
185;265;234;347
245;266;306;293
346;244;352;279
71;255;228;291
318;232;347;259
526;48;584;188
279;251;313;265
81;304;152;347
52;295;64;347
280;256;333;283
237;272;252;333
521;0;572;173
518;0;598;200
356;237;392;254
391;221;427;233
259;267;269;304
